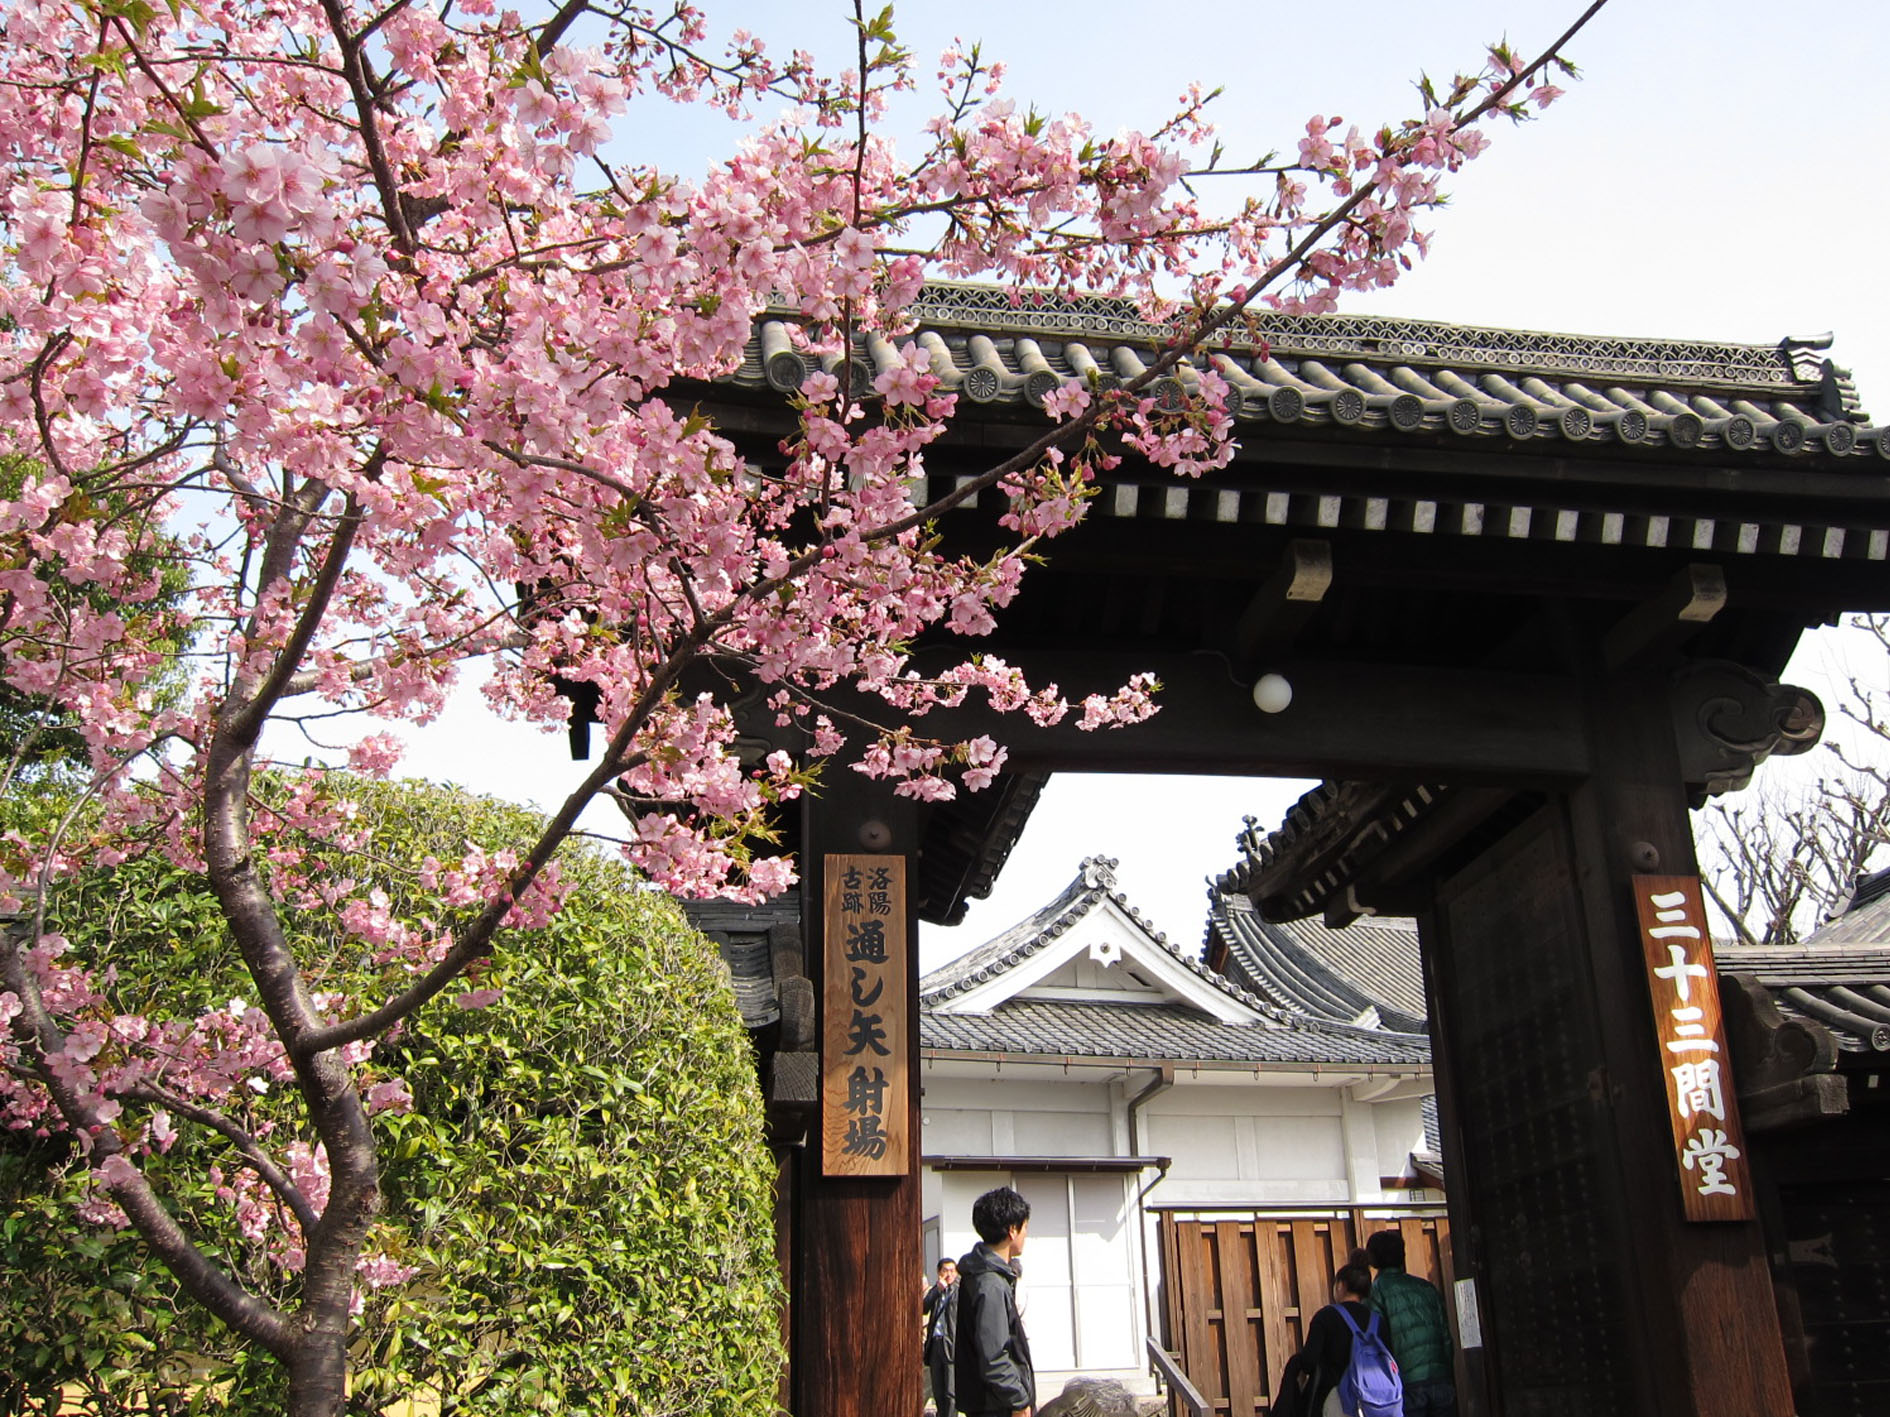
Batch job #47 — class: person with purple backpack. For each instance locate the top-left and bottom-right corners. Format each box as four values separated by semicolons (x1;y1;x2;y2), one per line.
1273;1252;1403;1417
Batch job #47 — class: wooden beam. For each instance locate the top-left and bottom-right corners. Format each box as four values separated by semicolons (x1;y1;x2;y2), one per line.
879;652;1591;784
1603;563;1728;671
1325;788;1520;925
1234;538;1332;666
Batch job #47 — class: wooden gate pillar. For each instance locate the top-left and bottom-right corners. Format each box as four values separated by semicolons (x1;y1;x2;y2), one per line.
1562;670;1791;1417
1426;667;1793;1417
790;778;922;1417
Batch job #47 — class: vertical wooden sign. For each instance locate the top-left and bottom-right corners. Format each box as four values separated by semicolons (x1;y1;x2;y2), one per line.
822;854;908;1176
1631;874;1753;1221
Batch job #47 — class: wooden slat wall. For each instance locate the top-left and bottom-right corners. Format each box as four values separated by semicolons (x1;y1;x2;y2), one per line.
1216;1221;1263;1417
1158;1209;1452;1416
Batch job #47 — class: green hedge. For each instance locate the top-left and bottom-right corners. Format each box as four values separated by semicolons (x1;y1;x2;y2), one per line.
1;779;784;1414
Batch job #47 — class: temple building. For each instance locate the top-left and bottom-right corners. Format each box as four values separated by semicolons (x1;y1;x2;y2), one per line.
911;855;1437;1400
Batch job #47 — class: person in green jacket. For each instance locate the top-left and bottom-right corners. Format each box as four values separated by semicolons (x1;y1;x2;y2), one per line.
1365;1231;1456;1417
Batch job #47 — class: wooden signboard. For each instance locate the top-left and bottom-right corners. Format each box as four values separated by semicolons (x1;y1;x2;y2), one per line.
1631;874;1754;1222
822;854;908;1176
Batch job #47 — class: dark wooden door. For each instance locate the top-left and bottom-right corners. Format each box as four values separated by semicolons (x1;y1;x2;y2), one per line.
1776;1178;1890;1417
1429;805;1637;1417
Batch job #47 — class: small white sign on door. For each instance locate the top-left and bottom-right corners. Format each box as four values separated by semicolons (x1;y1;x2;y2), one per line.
1454;1278;1483;1350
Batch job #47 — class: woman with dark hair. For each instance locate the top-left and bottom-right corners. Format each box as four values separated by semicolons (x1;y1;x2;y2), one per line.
1272;1252;1377;1417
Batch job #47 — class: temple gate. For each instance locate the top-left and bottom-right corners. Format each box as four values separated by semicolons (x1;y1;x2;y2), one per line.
668;287;1890;1416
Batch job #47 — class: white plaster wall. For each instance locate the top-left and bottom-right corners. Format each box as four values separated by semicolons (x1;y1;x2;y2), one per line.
921;1075;1114;1159
924;1108;995;1154
1373;1095;1428;1178
933;1168;1145;1397
1141;1084;1351;1206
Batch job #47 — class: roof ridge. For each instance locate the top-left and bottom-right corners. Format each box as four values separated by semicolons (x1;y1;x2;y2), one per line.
919;994;1433;1066
920;856;1299;1023
918;871;1105;1001
885;283;1826;386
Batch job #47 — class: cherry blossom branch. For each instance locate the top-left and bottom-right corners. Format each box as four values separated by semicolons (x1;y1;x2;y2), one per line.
109;19;221;159
278;623;531;699
66;38;104;228
481;439;646;506
295;738;664;1057
316;0;417;255
847;3;1609;552
356;0;418;44
118;1083;321;1236
226;490;364;746
24;333;75;480
0;916;295;1356
0;6;1609;1398
534;0;594;56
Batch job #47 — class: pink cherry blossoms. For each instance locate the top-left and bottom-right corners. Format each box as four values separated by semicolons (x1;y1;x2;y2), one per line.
0;0;1593;1405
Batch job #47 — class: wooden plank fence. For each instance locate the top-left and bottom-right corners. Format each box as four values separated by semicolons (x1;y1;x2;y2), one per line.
1154;1208;1453;1417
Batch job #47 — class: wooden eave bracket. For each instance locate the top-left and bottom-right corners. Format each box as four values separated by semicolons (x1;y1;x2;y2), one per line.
1234;538;1332;669
1721;972;1850;1133
1322;786;1518;926
1603;563;1727;672
1671;660;1825;801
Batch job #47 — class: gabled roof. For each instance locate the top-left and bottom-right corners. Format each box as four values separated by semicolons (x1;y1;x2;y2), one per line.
1207;884;1428;1034
919;856;1431;1069
920;855;1264;1023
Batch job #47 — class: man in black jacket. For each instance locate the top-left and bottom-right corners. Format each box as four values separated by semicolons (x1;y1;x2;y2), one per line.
923;1257;960;1416
955;1186;1035;1417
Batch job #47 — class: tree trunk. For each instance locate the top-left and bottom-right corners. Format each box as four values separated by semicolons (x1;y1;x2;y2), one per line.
288;1331;350;1417
283;1076;382;1415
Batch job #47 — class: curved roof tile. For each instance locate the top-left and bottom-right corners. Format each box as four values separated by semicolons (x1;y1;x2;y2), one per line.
920;999;1429;1068
921;855;1429;1068
1718;876;1890;1054
730;284;1882;461
1208;889;1428;1034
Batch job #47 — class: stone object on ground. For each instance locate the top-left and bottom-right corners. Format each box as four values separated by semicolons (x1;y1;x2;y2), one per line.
1036;1377;1145;1417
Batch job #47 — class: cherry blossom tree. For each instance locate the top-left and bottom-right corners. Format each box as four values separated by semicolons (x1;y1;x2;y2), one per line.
0;0;1598;1408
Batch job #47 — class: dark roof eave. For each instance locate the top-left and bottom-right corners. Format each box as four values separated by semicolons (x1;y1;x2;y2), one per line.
921;1047;1430;1074
924;1154;1170;1173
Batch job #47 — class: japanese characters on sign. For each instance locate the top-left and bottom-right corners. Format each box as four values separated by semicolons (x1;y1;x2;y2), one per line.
822;854;908;1176
1631;874;1753;1222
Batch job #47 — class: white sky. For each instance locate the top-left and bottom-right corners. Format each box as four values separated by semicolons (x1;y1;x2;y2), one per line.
352;0;1890;968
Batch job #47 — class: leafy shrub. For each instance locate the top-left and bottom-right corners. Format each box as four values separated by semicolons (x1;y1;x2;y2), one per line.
1;779;783;1414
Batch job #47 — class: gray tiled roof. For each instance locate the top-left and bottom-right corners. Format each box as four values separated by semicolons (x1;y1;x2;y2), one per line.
1208;889;1428;1033
1717;871;1890;1054
732;283;1880;459
1835;864;1890;932
1411;1093;1445;1187
919;859;1109;1002
921;998;1430;1067
920;856;1431;1069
